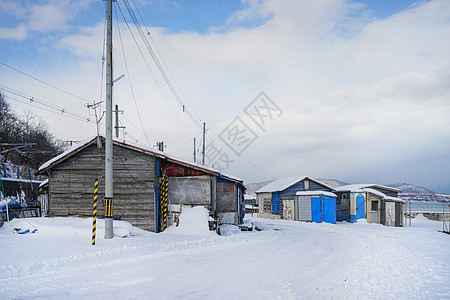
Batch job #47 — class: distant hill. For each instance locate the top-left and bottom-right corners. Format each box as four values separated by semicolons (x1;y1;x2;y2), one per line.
388;183;449;202
317;178;349;188
245;180;273;194
388;183;436;195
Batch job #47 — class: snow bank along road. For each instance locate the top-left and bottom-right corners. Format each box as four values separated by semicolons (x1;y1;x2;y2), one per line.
0;214;449;299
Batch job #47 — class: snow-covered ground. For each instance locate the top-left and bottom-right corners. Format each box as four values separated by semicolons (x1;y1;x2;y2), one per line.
0;208;449;299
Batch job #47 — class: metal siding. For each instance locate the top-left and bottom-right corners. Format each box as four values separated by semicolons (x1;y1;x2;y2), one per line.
282;181;305;199
298;196;312;221
280;179;333;200
308;180;333;192
311;197;321;223
272;192;281;214
322;196;336;224
168;176;211;206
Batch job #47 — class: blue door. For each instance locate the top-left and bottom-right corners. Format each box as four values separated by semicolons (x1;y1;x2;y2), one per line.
355;194;366;220
272;192;281;215
311;197;321;223
322;196;336;224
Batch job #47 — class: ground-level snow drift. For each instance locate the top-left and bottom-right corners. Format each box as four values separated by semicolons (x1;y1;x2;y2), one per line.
0;214;449;299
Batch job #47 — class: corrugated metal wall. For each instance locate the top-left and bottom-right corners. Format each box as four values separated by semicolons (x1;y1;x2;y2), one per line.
297;196;312;221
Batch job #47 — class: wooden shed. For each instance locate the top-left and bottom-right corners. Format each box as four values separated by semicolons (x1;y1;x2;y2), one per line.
334;184;404;227
37;136;245;232
255;176;334;220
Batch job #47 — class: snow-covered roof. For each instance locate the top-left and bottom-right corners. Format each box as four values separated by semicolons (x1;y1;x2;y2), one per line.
39;178;49;188
335;184;401;193
295;191;337;197
336;186;405;203
384;196;405;203
256;176;334;193
38;135;243;184
364;188;386;198
0;177;43;184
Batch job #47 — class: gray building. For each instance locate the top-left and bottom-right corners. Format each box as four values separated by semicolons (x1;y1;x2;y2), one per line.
38;135;245;232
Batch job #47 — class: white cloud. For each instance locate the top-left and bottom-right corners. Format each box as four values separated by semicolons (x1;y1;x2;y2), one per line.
0;24;27;40
0;0;95;39
4;0;450;192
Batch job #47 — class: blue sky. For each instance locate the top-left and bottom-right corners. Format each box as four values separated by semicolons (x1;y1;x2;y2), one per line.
1;0;449;194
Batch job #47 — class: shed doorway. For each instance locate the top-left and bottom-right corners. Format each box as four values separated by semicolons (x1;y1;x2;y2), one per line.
370;199;379;224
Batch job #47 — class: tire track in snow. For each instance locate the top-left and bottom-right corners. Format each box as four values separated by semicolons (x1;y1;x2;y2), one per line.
0;231;272;299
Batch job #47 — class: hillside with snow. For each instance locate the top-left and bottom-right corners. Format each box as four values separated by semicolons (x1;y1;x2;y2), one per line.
0;208;449;299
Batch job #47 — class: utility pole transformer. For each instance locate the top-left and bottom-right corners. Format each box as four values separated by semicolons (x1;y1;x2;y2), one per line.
104;0;114;239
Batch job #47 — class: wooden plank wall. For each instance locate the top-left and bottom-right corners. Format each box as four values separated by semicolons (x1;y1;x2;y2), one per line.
48;143;156;231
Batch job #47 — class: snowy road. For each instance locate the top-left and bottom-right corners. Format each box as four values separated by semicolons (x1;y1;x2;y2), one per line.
1;213;449;299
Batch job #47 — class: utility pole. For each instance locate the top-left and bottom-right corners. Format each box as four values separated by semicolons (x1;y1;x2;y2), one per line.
202;122;206;165
104;0;114;239
193;137;196;163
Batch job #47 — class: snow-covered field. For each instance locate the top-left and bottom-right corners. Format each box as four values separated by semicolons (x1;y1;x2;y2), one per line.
1;208;449;299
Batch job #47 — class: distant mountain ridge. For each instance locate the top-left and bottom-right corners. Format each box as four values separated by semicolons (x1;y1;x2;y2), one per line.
387;183;436;195
245;179;449;202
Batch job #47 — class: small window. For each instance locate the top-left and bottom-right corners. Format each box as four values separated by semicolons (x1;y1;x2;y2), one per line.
263;198;271;213
371;200;378;211
304;180;309;191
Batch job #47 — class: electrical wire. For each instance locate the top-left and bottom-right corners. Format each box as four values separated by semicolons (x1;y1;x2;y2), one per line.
115;2;193;138
0;61;91;104
207;126;277;180
122;0;202;130
0;85;92;122
4;94;92;123
114;3;152;147
130;0;202;127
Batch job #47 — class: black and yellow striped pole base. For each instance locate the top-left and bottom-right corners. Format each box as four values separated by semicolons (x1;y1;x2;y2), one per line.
92;178;98;245
280;198;283;219
160;173;169;230
104;197;113;238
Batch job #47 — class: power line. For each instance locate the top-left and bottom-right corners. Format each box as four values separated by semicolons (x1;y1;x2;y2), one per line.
0;85;92;122
0;61;91;104
114;4;152;147
207;126;277;180
4;94;92;123
115;1;193;138
121;0;202;129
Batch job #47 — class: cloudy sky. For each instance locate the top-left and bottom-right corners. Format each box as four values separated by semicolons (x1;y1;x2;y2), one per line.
1;0;449;193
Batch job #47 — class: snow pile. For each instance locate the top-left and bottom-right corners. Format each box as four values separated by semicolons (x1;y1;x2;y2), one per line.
113;221;134;238
164;206;215;237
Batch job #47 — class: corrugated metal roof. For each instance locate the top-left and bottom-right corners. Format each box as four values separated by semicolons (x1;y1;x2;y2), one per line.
38;135;243;184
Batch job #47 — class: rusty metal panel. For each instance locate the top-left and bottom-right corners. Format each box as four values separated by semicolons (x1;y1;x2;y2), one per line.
168;175;211;206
